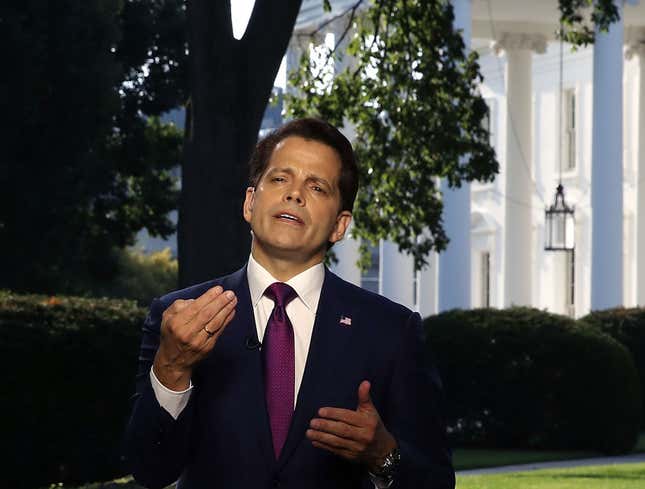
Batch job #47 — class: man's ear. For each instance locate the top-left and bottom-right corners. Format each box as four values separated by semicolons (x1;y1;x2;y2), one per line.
328;211;352;244
243;187;255;224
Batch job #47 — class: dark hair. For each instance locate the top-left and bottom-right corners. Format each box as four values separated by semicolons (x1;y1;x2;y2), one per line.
248;118;359;213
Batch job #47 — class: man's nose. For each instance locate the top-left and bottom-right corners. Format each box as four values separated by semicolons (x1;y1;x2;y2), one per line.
284;186;305;205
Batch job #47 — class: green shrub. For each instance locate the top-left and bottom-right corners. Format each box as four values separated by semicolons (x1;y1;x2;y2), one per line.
86;247;178;306
425;307;642;454
0;290;146;489
111;247;178;306
580;308;645;427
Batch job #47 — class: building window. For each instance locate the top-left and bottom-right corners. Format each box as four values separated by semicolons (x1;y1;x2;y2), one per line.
562;89;576;171
482;99;495;147
360;242;380;294
565;251;575;316
413;270;418;309
481;103;491;134
480;252;491;307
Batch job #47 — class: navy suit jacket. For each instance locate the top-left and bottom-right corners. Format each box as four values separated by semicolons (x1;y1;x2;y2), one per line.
125;266;454;489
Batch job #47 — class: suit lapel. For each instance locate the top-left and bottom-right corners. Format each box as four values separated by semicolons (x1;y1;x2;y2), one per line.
277;269;355;469
218;267;275;467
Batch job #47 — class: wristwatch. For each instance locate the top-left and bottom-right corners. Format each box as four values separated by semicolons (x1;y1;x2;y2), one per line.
373;447;401;482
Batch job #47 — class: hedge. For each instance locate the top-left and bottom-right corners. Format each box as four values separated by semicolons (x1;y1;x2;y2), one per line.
5;292;643;488
425;307;642;454
0;290;146;489
580;308;645;427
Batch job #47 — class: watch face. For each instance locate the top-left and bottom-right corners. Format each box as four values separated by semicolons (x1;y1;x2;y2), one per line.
376;448;401;477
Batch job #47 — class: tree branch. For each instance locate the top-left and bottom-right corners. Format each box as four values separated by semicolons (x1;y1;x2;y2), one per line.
297;0;364;40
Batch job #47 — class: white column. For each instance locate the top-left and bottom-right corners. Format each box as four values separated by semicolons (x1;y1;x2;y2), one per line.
327;18;362;285
330;224;362;286
591;3;624;310
380;240;415;310
417;253;438;317
285;34;310;96
493;33;546;307
639;48;645;306
437;0;472;312
627;40;645;305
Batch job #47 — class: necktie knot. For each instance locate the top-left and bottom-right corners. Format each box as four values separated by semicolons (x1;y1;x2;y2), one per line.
264;282;297;309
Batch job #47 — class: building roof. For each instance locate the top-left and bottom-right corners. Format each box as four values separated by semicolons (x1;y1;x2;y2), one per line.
296;0;645;44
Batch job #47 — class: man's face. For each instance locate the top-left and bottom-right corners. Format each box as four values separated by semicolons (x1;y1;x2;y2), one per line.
243;136;352;265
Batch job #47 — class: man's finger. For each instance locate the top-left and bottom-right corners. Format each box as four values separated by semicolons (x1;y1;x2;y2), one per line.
316;407;363;427
306;428;363;452
178;285;226;324
221;307;236;328
168;298;194;314
309;418;367;442
187;289;236;334
310;440;356;460
199;294;238;345
357;380;374;411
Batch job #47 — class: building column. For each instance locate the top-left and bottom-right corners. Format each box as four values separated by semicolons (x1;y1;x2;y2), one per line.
380;240;415;310
591;3;624;310
493;33;546;307
639;46;645;306
417;252;438;317
627;39;645;305
285;33;312;96
330;224;362;286
437;0;472;312
327;17;362;285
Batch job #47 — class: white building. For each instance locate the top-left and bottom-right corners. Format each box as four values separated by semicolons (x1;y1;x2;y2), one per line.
292;0;645;317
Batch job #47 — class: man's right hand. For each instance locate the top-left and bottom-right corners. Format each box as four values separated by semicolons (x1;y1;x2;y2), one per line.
152;285;238;391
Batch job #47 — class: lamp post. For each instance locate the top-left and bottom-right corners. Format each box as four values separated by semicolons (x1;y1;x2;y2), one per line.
544;26;576;317
544;184;575;251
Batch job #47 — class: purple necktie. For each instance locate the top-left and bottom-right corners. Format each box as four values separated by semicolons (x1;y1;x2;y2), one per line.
262;282;297;458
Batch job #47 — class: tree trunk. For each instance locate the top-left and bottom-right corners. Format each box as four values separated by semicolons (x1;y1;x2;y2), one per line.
179;0;302;287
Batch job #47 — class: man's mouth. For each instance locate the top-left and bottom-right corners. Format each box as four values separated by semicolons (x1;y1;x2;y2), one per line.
274;212;304;224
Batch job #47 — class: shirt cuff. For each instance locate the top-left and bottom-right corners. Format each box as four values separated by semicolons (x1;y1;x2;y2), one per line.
149;367;193;420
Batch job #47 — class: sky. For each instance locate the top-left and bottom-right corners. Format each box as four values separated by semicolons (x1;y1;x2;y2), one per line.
232;0;287;88
231;0;255;39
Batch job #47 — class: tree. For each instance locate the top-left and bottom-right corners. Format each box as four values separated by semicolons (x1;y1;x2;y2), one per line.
178;0;303;286
287;0;498;270
285;0;623;270
0;0;186;294
558;0;621;46
3;0;618;293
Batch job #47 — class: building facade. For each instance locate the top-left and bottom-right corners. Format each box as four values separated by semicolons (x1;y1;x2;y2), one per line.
294;0;645;317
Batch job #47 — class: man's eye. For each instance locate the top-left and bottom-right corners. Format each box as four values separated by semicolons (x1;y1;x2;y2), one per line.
312;185;325;193
272;177;285;182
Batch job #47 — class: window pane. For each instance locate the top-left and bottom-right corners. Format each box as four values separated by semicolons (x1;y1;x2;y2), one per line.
480;252;490;307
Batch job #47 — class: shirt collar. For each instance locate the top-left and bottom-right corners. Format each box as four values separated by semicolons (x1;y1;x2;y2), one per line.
247;253;325;312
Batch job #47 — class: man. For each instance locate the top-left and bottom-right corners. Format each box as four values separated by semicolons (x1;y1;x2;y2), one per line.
125;118;454;488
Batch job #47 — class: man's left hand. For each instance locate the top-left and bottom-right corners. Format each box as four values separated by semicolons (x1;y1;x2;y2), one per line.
306;380;397;471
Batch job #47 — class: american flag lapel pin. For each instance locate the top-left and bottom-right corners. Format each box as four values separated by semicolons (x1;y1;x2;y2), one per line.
339;315;352;326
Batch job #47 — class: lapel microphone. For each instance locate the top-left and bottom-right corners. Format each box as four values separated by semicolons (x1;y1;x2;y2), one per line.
245;336;262;350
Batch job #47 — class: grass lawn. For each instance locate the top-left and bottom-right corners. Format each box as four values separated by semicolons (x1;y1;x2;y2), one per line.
52;433;645;488
456;462;645;489
453;432;645;471
453;448;596;471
